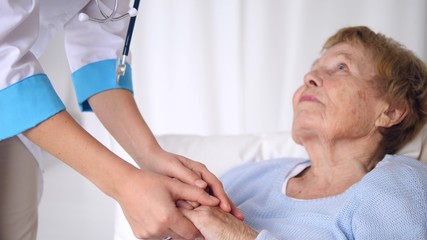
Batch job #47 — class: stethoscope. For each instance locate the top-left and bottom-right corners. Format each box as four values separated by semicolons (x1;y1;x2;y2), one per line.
79;0;141;84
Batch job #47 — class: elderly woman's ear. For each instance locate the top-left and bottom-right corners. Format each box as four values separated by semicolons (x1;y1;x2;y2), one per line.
375;104;408;128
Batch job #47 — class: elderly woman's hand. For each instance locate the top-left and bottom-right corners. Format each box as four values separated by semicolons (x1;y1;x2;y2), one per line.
181;206;258;240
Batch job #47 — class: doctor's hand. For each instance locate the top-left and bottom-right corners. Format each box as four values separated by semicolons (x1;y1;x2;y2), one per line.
114;168;220;239
87;89;243;226
181;206;258;240
136;147;244;221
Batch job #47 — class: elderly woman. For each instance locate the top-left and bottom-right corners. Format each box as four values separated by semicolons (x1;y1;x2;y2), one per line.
181;26;427;239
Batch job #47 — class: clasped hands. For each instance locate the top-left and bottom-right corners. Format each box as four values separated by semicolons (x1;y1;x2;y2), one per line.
114;148;257;240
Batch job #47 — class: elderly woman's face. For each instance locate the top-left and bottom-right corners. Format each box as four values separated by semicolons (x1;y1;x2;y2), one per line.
292;43;387;144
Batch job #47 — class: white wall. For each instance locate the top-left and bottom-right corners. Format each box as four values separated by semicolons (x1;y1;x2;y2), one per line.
130;0;427;136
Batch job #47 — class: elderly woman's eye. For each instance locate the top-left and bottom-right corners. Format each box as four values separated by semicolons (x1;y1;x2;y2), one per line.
338;63;347;71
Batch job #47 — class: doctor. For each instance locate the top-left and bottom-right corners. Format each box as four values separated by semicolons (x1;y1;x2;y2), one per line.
0;1;241;239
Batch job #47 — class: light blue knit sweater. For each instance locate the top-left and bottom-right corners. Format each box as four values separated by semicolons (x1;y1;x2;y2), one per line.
221;155;427;239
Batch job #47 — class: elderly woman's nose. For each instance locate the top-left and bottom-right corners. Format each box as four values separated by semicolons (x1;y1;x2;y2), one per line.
304;70;323;87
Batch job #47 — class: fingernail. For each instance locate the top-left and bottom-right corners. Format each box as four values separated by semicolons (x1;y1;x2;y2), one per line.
188;201;200;208
176;200;193;210
195;179;207;188
238;211;245;221
219;201;230;212
210;195;220;203
237;208;245;220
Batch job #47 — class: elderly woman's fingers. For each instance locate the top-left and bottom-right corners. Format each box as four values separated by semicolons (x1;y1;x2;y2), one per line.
181;206;257;240
180;207;216;236
167;208;204;240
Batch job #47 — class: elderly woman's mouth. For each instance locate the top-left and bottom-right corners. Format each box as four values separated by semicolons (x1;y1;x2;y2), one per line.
299;95;320;103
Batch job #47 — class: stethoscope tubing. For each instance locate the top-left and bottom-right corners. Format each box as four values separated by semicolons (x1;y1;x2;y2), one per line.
123;0;141;57
79;0;141;83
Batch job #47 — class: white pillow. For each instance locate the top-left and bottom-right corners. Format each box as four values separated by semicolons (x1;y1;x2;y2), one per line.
397;124;427;164
154;132;307;176
155;127;427;175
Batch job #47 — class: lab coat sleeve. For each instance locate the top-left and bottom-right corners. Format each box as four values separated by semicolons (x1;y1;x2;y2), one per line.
64;0;134;112
0;1;65;140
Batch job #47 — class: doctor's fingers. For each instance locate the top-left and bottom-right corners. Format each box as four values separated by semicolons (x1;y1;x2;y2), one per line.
225;195;244;221
168;177;221;208
166;154;208;188
173;155;235;212
193;163;237;214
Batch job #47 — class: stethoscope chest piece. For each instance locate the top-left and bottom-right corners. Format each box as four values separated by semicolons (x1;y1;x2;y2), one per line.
80;0;141;84
116;55;127;84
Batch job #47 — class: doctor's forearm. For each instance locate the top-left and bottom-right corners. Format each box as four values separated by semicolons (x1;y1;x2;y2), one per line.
87;89;160;166
23;110;135;197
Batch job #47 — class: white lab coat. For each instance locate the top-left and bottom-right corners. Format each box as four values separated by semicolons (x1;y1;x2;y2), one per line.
0;0;134;160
